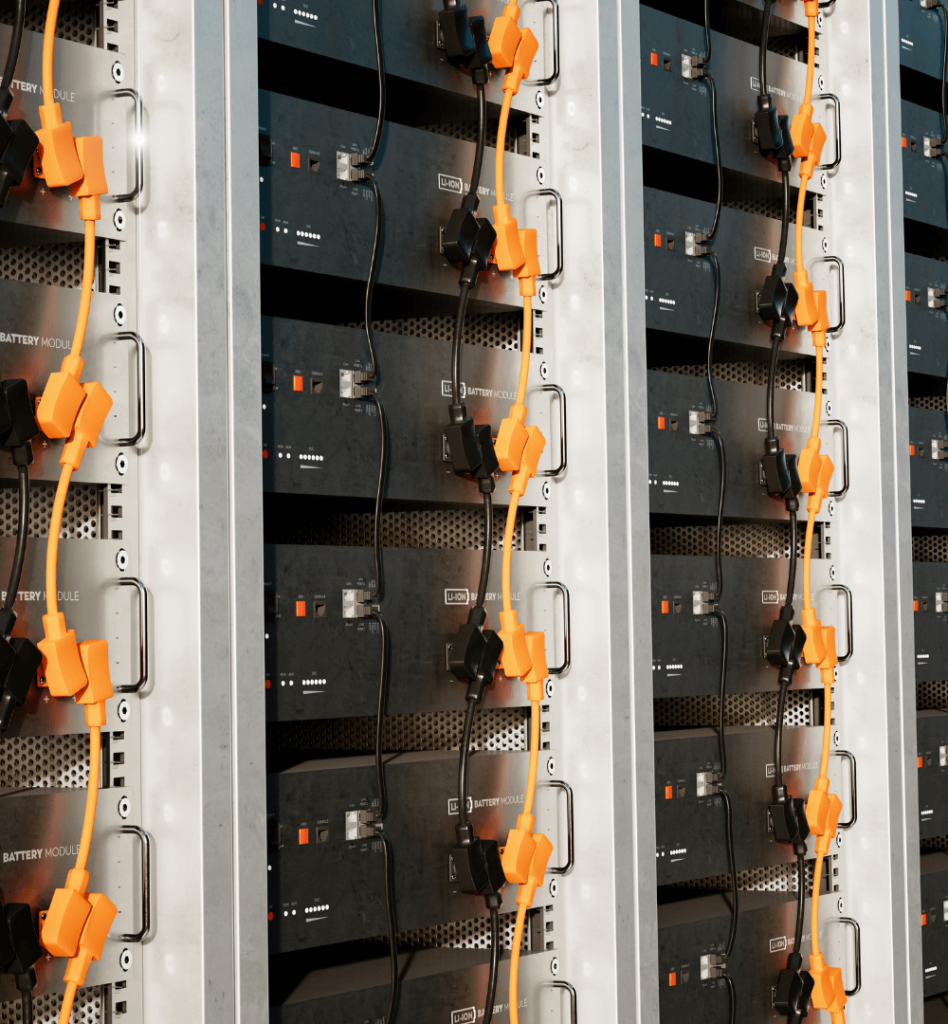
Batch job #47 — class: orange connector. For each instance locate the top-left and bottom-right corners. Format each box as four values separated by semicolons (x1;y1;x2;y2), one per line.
61;382;113;472
521;632;548;700
34;103;82;188
790;104;827;184
810;290;830;349
77;640;113;727
71;136;109;222
801;607;827;666
515;831;553;908
793;271;820;328
796;438;824;494
806;775;843;851
496;404;529;472
38;612;88;698
509;426;546;498
62;892;117;989
805;454;834;515
802;0;820;17
493;203;526;272
36;354;86;439
502;813;537;884
515;229;542;297
499;608;532;679
818;625;838;685
808;952;847;1024
488;3;523;69
40;867;91;958
503;28;538;97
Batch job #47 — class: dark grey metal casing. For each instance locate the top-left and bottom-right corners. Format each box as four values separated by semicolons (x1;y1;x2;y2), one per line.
902;99;948;229
906;252;948;378
647;370;834;521
261;316;557;501
654;725;827;885
909;405;948;527
922;852;948;999
266;750;560;953
258;91;535;307
651;554;832;698
913;561;948;682
899;0;945;78
644;187;824;359
918;711;948;839
264;544;557;720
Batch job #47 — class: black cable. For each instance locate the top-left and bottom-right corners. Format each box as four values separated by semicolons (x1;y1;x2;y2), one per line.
371;610;392;818
766;334;780;441
452;279;472;406
20;988;32;1024
706;74;723;240
468;81;486;203
379;831;400;1024
474;492;492;611
759;0;774;98
774;676;789;789
457;696;477;827
3;464;27;618
794;854;806;956
484;904;501;1024
0;0;26;115
777;170;790;270
362;175;383;383
367;0;386;164
366;394;388;603
935;1;948;148
704;252;722;421
785;509;797;617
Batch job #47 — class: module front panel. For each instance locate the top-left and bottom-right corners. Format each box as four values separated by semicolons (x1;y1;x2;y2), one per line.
922;852;948;999
914;561;948;682
266;751;562;953
919;711;948;839
899;0;945;77
903;99;948;230
906;252;948;378
909;405;948;528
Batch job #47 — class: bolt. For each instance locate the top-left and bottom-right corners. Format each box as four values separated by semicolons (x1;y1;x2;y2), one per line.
821;236;829;253
827;499;835;517
820;172;828;191
546;757;556;775
833;729;840;747
113;303;127;327
837;897;844;913
535;90;545;110
829;564;837;581
818;74;825;91
116;548;129;572
543;558;552;577
113;209;126;232
115;452;128;476
117;700;131;723
536;166;546;186
544;678;555;699
542;481;551;500
817;12;824;28
549;878;559;898
120;948;132;972
118;795;130;820
826;400;833;417
539;361;549;381
112;62;125;84
538;284;549;304
836;832;844;849
550;957;559;976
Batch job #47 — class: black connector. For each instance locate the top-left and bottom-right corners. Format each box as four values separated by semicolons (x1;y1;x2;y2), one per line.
445;403;499;483
0;901;42;1004
759;273;798;325
449;621;490;681
452;823;506;897
761;438;802;507
0;117;37;208
0;379;39;465
755;96;793;171
467;17;492;84
769;790;810;846
765;617;806;672
773;952;815;1022
439;5;476;67
443;195;481;264
0;637;42;732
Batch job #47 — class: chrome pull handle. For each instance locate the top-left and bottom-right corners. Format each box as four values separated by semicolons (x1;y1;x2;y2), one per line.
115;825;151;942
832;916;861;995
834;749;857;829
523;0;560;86
542;581;570;675
537;384;567;478
823;419;850;498
551;980;577;1023
115;332;146;446
816;93;842;172
115;577;149;694
546;780;574;875
523;187;564;282
817;582;853;664
109;88;144;204
817;255;846;333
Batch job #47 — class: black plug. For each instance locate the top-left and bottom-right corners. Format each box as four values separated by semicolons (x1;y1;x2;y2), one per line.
444;403;499;483
0;379;39;466
0;118;38;208
755;96;794;171
769;790;810;845
774;952;815;1022
466;630;503;703
0;902;42;1003
765;618;806;672
443;194;481;264
467;17;492;83
453;823;506;897
439;4;476;67
449;621;489;681
759;274;791;324
762;438;802;506
0;638;43;731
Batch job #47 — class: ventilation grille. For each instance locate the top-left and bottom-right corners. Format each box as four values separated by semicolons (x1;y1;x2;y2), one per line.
913;532;948;563
0;1;98;45
671;859;816;894
270;708;529;755
917;681;948;711
0;482;100;540
651;360;806;391
0;243;87;289
0;986;103;1024
276;508;524;551
369;911;529;952
910;394;946;411
343;313;523;351
654;690;816;730
651;522;817;560
0;734;90;788
417;121;519;153
922;836;948;853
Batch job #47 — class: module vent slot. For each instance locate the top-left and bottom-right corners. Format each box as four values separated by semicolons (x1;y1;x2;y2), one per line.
650;521;818;560
651;360;806;391
910;394;947;411
0;984;104;1023
654;690;817;731
668;858;825;894
0;734;90;788
0;481;101;539
0;1;98;45
369;911;529;952
343;312;523;351
913;532;948;562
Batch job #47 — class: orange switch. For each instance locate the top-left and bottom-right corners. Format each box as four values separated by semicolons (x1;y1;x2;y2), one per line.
668;971;677;987
299;828;309;845
661;600;670;614
664;785;674;800
653;233;662;248
657;416;666;430
906;290;913;302
910;445;916;456
919;755;925;768
923;913;928;926
290;151;301;169
915;600;920;611
902;136;908;149
295;600;306;617
651;52;659;67
293;375;304;392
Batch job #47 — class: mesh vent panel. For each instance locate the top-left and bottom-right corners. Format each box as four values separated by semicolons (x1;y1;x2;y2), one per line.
0;734;89;788
910;394;946;411
651;522;817;559
0;986;103;1024
343;313;522;351
271;709;528;754
369;912;528;952
0;1;98;45
654;690;816;730
651;360;806;391
913;533;948;562
280;508;523;551
0;482;100;539
922;836;948;852
672;860;815;893
0;243;86;288
917;681;948;710
417;122;519;154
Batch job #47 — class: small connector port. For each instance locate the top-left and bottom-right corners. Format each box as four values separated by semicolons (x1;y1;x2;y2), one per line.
685;231;710;257
345;809;375;841
339;368;371;399
342;589;374;618
696;770;722;797
693;589;717;615
932;439;948;461
700;953;726;979
336;151;369;182
937;591;948;613
689;409;712;435
681;53;707;80
924;137;945;159
929;287;947;309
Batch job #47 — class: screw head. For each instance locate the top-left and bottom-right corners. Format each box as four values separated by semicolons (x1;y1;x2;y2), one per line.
829;564;837;581
120;948;132;972
117;699;131;723
113;303;127;326
826;400;833;417
549;878;559;898
818;74;825;91
543;558;552;577
544;678;555;699
837;897;844;913
546;757;556;775
115;452;128;476
836;832;844;849
542;481;551;500
118;795;130;819
116;548;129;572
833;729;840;747
817;12;824;28
827;499;835;517
538;284;549;304
535;90;545;110
550;957;559;976
539;361;549;381
536;166;546;186
113;208;126;232
820;172;828;191
821;236;829;254
112;62;125;84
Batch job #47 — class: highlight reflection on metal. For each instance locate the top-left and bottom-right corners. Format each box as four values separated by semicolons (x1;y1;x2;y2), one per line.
834;750;857;830
115;825;151;942
115;578;148;694
110;89;145;203
547;780;574;875
543;581;570;675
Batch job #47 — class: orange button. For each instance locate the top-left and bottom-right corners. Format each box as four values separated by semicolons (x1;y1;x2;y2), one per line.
923;913;928;926
919;756;925;768
910;444;916;457
651;52;659;67
265;678;271;689
260;222;266;231
906;290;913;302
293;375;304;392
267;911;273;921
290;151;301;168
915;600;920;611
299;828;309;845
902;136;908;149
668;971;677;986
295;600;306;617
653;233;662;248
262;449;268;459
664;785;673;800
658;416;666;430
661;600;670;614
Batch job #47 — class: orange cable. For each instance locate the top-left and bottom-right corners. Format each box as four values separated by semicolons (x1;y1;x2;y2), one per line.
802;516;816;613
42;0;60;109
523;700;540;819
58;981;78;1024
810;850;824;958
508;903;528;1024
811;347;823;440
804;16;816;106
72;220;95;360
516;296;532;407
45;466;72;618
495;90;513;205
75;725;100;875
819;676;832;780
501;493;520;614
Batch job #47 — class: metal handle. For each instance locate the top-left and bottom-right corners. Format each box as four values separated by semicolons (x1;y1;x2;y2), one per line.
546;780;574;875
816;94;842;172
817;582;853;664
834;749;857;829
523;0;560;86
817;255;846;333
551;980;577;1023
115;578;149;694
109;88;144;203
833;916;861;996
116;825;151;942
537;384;567;478
823;419;850;498
523;188;564;282
542;582;571;675
116;332;146;446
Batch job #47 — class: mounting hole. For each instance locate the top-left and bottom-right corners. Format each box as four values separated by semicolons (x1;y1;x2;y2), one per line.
543;558;552;577
117;699;131;723
119;948;132;972
118;795;130;819
112;62;125;84
116;548;129;572
535;90;545;110
546;757;556;775
542;481;551;500
113;209;126;232
539;361;549;381
550;957;559;976
538;284;548;304
113;303;127;326
536;166;546;186
115;452;128;476
818;74;825;91
549;878;558;898
544;678;555;699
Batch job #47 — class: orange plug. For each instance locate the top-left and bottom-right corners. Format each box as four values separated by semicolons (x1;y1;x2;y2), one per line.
77;640;113;727
503;28;539;96
502;813;537;884
493;203;526;272
810;290;830;348
793;271;820;328
790;104;827;184
806;776;843;849
488;3;522;68
515;229;542;297
515;832;553;908
61;382;113;471
40;867;91;958
801;608;827;666
521;632;548;700
806;454;834;515
62;892;117;989
509;426;546;498
70;136;109;221
34;103;82;188
808;953;847;1023
802;0;820;17
818;626;837;684
499;608;532;679
796;438;824;494
38;612;88;698
37;354;87;439
496;404;529;472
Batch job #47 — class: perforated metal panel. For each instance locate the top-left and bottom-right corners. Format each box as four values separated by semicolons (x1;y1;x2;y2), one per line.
371;911;530;952
0;985;104;1024
650;360;807;391
650;522;818;560
909;394;946;411
269;708;529;753
917;681;948;711
921;836;948;853
344;313;523;351
0;244;87;289
0;482;101;540
913;532;948;563
653;690;816;730
418;121;521;153
671;859;818;894
0;734;90;788
0;1;99;45
276;508;524;551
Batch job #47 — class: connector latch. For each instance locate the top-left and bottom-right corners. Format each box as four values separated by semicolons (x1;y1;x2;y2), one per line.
693;590;718;616
696;770;722;797
336;151;369;182
342;589;374;619
932;439;948;461
689;409;712;435
339;369;371;399
924;136;945;159
345;810;375;841
685;231;710;257
700;953;726;979
681;54;707;80
928;287;947;309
